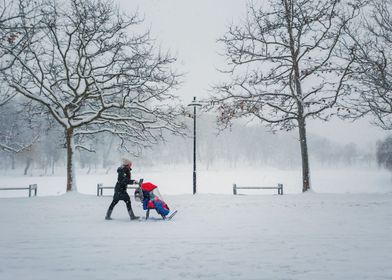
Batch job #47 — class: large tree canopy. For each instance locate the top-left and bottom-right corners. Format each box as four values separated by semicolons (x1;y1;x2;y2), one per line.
208;0;362;192
339;0;392;130
0;0;44;153
1;0;185;191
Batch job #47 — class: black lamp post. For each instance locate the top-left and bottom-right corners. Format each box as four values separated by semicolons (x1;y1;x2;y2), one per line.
188;96;202;195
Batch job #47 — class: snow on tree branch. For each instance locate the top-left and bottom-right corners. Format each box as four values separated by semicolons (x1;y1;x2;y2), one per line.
338;0;392;130
0;0;185;192
207;0;363;192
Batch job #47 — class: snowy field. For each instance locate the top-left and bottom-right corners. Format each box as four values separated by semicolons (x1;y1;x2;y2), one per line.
0;166;391;280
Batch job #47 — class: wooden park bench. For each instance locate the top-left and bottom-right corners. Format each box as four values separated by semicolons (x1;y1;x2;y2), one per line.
0;184;38;197
97;179;143;196
233;183;283;195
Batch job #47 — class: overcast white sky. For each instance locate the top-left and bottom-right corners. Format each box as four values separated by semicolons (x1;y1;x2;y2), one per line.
117;0;244;101
116;0;388;147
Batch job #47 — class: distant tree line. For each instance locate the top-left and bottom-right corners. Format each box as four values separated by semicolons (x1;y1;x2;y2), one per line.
0;113;378;175
141;114;377;169
377;136;392;172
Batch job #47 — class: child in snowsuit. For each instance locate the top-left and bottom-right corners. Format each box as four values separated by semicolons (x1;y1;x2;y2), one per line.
135;182;170;219
105;158;140;220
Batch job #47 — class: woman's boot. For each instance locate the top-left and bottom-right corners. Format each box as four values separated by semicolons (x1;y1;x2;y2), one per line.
105;209;113;220
128;208;139;220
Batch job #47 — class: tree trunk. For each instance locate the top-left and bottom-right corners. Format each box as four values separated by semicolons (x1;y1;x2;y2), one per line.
65;128;76;192
24;157;32;175
11;154;15;169
102;136;114;168
298;117;311;192
51;157;56;175
284;0;311;192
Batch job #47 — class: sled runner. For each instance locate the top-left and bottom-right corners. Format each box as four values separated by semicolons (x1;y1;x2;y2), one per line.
166;209;178;220
145;209;178;221
134;182;177;220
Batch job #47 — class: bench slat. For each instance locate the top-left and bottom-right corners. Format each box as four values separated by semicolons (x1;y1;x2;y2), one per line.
0;187;31;190
99;186;137;189
235;187;280;190
0;184;37;197
233;183;283;195
96;184;138;196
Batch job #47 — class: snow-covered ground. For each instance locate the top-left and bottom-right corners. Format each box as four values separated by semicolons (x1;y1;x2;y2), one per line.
0;165;391;279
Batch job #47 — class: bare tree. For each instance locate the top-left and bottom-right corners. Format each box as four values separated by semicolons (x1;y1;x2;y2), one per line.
0;0;44;156
377;136;392;171
207;0;362;192
0;0;44;103
2;0;184;192
339;0;392;130
0;99;38;154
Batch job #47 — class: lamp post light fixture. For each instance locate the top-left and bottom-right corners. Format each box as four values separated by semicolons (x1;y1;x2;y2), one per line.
187;96;202;195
